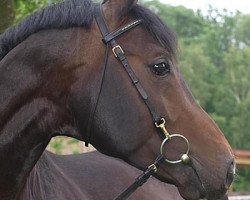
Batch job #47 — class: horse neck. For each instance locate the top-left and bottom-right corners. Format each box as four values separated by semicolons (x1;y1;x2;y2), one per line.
19;151;61;200
19;151;92;200
0;27;100;199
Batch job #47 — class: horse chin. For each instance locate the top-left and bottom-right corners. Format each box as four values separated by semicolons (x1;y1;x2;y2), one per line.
205;189;228;200
155;175;207;200
154;169;207;200
177;184;207;200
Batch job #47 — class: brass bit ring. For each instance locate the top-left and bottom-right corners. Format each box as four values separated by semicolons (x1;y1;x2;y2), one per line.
160;134;190;164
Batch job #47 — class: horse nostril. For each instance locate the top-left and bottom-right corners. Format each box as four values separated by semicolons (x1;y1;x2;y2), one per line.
225;160;235;189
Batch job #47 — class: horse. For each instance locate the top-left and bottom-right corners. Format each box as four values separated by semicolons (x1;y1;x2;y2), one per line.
19;150;185;200
0;0;235;199
19;150;229;200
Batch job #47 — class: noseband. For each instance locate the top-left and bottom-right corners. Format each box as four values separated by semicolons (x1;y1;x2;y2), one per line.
89;5;191;199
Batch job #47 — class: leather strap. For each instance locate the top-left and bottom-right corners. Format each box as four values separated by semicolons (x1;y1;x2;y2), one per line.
93;5;169;199
102;19;142;44
85;42;110;147
114;155;165;200
94;5;162;124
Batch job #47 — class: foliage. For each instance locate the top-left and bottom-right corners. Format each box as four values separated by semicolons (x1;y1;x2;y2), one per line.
13;0;62;22
0;0;15;33
1;0;249;192
48;137;83;155
234;15;250;46
234;168;250;192
143;0;205;40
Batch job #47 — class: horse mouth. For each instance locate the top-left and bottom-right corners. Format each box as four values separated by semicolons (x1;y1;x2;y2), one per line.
176;167;228;200
155;161;208;200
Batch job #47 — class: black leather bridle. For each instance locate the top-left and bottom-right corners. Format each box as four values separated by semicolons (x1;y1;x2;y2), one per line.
85;5;191;199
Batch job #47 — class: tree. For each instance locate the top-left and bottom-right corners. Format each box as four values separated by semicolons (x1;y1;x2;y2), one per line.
14;0;59;22
178;40;219;109
223;46;250;148
200;7;239;68
0;0;15;33
235;14;250;46
143;0;205;41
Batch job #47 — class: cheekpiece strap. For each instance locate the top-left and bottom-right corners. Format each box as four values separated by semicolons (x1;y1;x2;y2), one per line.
94;5;161;122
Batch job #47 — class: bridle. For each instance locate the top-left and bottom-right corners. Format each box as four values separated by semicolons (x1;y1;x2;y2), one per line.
86;5;191;199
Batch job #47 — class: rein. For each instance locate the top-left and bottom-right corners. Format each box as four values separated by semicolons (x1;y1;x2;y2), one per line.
114;155;165;200
90;5;191;199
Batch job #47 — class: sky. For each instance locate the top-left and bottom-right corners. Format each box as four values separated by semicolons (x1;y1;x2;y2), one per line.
159;0;250;15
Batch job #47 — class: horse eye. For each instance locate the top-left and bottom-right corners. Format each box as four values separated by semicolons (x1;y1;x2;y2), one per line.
150;61;170;76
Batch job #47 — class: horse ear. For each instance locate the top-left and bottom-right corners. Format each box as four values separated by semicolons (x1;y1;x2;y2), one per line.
102;0;138;23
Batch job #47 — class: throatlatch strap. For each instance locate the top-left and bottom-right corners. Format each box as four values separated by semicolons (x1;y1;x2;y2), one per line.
84;43;110;147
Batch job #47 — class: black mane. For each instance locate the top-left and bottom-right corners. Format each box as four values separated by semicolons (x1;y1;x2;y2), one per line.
0;0;177;61
0;0;94;60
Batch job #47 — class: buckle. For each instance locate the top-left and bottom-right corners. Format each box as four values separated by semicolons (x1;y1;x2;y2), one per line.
112;45;124;57
155;118;170;138
148;164;157;173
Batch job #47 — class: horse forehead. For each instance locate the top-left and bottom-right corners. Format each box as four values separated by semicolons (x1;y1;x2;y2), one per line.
118;27;166;57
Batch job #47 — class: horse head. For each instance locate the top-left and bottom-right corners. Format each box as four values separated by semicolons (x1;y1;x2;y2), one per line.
71;1;234;199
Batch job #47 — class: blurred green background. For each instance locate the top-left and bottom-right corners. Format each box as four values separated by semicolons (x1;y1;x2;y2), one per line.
1;0;249;192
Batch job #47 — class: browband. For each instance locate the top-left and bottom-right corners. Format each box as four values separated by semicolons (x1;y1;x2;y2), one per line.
102;19;143;44
94;5;142;44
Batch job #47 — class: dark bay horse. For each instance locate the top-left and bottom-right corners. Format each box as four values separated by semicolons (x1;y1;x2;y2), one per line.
0;0;235;199
20;150;185;200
